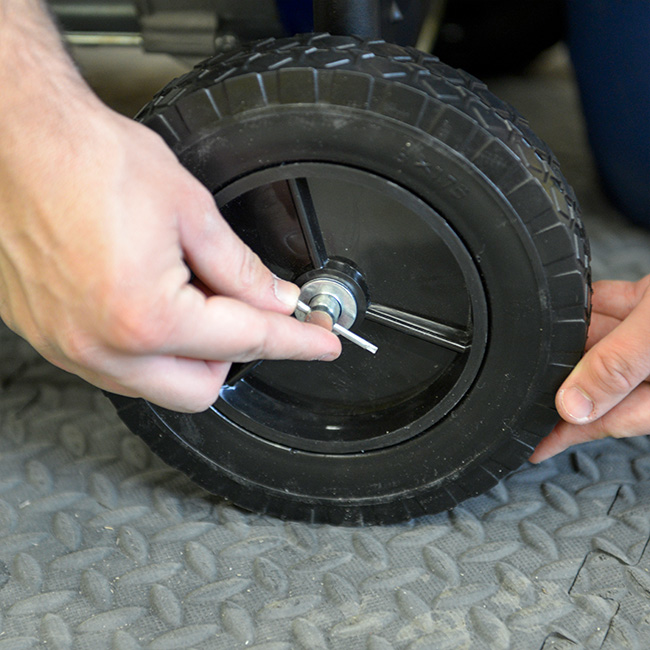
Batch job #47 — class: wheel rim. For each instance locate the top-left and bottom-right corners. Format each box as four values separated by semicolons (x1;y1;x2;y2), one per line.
214;163;488;454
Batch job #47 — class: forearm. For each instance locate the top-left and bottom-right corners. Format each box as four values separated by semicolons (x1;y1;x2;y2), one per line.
0;0;99;132
1;0;76;75
0;0;108;346
0;4;340;411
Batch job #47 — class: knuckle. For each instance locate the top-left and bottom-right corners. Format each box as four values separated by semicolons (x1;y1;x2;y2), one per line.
56;326;96;368
103;298;169;354
236;246;265;296
591;414;612;440
0;311;19;338
636;274;650;300
590;347;637;395
194;184;217;212
183;390;218;413
180;378;226;413
247;330;271;361
182;179;216;219
620;278;647;313
227;330;269;364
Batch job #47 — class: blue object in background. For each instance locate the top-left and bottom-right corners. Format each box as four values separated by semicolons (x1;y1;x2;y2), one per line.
567;0;650;228
276;0;314;35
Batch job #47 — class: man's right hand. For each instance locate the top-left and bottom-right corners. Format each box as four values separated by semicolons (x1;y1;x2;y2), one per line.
0;0;341;412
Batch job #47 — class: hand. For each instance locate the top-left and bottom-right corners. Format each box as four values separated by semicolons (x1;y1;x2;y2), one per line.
0;6;340;412
530;274;650;463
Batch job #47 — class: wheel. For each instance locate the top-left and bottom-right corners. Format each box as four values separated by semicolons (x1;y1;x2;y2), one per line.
107;34;590;525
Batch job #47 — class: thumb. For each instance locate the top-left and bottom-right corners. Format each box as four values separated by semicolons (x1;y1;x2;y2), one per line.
178;180;299;314
556;293;650;424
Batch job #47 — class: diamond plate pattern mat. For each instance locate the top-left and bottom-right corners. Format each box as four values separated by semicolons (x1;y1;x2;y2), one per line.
0;45;649;649
2;347;650;650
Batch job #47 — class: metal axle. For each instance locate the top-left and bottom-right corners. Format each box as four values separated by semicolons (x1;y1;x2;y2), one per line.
312;0;381;38
295;300;378;355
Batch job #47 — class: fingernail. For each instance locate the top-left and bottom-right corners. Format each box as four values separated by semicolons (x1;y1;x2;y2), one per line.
273;276;299;309
316;352;339;362
559;386;595;423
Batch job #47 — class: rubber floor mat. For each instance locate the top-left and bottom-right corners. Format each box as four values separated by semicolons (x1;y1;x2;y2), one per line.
1;327;650;649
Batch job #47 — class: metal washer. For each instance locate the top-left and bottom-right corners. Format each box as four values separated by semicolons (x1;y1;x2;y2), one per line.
298;278;358;329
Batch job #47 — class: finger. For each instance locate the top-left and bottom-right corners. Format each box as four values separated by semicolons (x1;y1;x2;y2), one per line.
178;186;299;314
529;420;598;464
118;357;231;413
556;289;650;424
585;311;621;350
64;352;232;413
160;287;342;363
531;382;650;463
591;275;650;321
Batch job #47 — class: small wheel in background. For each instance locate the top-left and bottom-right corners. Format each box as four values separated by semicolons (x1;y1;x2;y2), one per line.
107;34;590;525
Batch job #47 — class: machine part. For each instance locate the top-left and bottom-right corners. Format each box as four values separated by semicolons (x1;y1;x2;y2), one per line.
313;0;381;38
433;0;566;76
312;0;433;44
49;0;142;45
415;0;447;52
332;322;378;354
136;0;285;55
107;34;590;525
50;0;432;54
49;0;286;55
307;295;342;325
294;272;379;353
51;0;562;68
49;0;140;32
295;300;378;355
366;303;468;353
298;278;358;329
138;10;219;56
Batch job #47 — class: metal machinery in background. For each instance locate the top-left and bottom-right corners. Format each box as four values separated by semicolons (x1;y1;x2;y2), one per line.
50;0;589;524
49;0;425;54
49;0;564;74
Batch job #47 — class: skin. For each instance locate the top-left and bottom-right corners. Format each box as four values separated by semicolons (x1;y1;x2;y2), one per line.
531;275;650;462
0;0;341;413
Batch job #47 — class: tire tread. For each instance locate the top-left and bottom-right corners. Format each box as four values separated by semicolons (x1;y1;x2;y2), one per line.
123;34;591;524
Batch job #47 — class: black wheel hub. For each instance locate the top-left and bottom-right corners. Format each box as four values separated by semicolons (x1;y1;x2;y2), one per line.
215;162;489;454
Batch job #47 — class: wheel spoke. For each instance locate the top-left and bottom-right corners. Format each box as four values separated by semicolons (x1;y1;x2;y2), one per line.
366;304;471;353
225;360;263;387
287;178;329;269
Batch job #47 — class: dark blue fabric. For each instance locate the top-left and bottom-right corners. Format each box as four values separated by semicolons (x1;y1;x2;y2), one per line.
276;0;314;35
568;0;650;227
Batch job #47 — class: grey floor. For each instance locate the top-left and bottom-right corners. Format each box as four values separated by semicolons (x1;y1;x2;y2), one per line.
1;44;649;649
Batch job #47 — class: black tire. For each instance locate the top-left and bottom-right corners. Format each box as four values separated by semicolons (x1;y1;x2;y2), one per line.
107;34;590;525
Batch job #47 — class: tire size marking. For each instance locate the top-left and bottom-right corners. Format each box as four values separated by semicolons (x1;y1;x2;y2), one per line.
417;161;470;200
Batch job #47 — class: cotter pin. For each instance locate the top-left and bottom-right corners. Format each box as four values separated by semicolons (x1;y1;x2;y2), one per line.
295;300;378;355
